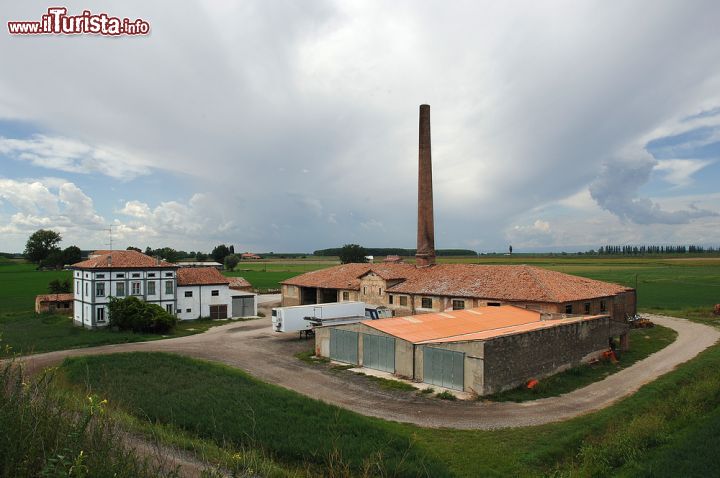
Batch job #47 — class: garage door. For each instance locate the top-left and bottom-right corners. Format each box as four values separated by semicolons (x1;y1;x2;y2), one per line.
330;329;358;365
363;334;395;373
423;347;464;391
209;304;227;320
232;296;254;317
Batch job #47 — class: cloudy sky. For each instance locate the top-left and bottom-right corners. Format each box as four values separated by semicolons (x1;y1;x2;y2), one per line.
1;1;720;254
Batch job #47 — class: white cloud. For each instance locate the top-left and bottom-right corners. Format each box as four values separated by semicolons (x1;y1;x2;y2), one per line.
0;135;151;180
654;159;714;187
0;178;106;245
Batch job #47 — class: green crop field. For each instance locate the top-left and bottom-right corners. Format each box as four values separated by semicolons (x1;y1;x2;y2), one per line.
60;348;720;477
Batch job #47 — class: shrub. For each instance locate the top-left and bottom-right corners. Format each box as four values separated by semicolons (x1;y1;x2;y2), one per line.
436;390;457;400
108;296;177;334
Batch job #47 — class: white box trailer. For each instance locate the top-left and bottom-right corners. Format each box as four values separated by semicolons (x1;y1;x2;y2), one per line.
272;301;391;333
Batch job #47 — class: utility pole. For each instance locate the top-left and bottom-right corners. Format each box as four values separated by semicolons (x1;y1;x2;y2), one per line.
105;225;115;250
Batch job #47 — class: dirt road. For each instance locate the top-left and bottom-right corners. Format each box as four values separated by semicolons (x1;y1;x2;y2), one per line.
15;314;719;430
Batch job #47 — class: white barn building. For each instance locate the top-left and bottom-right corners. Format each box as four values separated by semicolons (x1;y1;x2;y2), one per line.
71;250;255;328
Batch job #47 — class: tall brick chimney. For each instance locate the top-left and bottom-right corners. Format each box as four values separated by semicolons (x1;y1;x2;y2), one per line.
416;104;436;267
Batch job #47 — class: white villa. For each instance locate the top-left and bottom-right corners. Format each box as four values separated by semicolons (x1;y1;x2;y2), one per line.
72;250;255;328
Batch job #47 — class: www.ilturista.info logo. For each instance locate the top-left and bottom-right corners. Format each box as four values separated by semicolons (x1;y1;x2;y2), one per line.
8;7;150;36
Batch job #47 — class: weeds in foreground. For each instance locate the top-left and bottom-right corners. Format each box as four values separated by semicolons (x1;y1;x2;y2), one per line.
0;362;178;478
435;391;457;400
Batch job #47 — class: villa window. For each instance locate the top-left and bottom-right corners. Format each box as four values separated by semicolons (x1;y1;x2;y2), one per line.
165;281;173;295
96;307;106;322
132;282;141;295
116;282;125;297
185;291;193;298
147;281;155;295
96;283;105;297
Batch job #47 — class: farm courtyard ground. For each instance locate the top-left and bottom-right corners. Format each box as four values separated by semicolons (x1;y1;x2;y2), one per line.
2;254;720;476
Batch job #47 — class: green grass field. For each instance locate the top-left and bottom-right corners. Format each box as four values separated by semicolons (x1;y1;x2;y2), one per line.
60;346;720;477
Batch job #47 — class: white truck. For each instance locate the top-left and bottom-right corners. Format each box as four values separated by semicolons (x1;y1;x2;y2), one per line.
271;301;392;335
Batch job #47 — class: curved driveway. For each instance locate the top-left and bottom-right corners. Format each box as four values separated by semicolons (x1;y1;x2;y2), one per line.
15;314;719;430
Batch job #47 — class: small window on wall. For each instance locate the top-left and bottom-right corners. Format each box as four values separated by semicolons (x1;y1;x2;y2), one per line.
185;291;193;298
363;286;367;295
211;290;219;296
565;304;573;314
452;299;465;310
132;273;141;278
388;295;394;304
584;302;591;314
600;300;607;312
342;291;350;301
421;297;432;309
487;302;501;307
165;272;173;277
399;296;408;307
96;274;105;279
165;281;173;295
148;273;156;278
166;304;173;314
378;287;382;295
96;307;106;322
116;273;125;278
186;308;191;313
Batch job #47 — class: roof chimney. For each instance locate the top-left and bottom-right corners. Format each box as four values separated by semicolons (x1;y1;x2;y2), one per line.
416;104;436;267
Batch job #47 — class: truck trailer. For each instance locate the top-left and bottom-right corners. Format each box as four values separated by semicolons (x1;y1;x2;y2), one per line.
271;301;391;334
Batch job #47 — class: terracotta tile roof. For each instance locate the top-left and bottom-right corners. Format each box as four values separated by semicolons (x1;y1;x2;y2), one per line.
364;306;541;343
177;267;230;286
72;250;175;269
363;305;604;344
281;263;419;290
228;277;252;289
282;263;631;303
35;293;74;302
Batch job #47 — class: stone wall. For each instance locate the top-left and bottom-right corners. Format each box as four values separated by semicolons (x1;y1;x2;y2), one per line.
481;316;615;395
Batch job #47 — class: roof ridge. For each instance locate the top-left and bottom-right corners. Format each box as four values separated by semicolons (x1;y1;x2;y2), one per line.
520;265;557;302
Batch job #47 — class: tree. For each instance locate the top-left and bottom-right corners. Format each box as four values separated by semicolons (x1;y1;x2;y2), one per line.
509;245;513;255
126;246;142;253
24;229;62;264
339;244;368;264
224;254;240;271
48;279;72;293
211;244;231;263
62;245;82;265
195;252;208;261
108;296;177;334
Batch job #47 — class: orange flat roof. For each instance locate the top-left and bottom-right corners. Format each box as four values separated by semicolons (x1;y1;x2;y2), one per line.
362;305;605;344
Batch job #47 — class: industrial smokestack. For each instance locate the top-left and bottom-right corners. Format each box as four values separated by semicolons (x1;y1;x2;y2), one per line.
416;104;436;267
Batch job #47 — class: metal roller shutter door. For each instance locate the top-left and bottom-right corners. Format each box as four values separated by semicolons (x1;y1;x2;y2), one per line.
423;347;464;391
363;334;395;373
330;329;358;365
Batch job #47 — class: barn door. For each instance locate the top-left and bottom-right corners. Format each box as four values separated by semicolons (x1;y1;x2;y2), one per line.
423;347;464;391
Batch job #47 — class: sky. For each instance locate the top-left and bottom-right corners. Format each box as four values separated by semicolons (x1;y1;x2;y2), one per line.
1;0;720;254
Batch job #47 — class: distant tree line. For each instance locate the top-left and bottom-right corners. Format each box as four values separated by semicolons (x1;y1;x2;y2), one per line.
24;229;82;269
314;247;478;257
591;245;719;255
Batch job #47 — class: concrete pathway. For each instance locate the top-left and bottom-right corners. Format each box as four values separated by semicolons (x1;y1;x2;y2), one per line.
14;314;719;430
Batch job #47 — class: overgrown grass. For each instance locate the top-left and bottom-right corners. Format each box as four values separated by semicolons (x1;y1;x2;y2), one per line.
488;325;677;402
60;343;720;477
0;362;175;477
0;311;233;358
294;349;329;365
60;353;448;477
